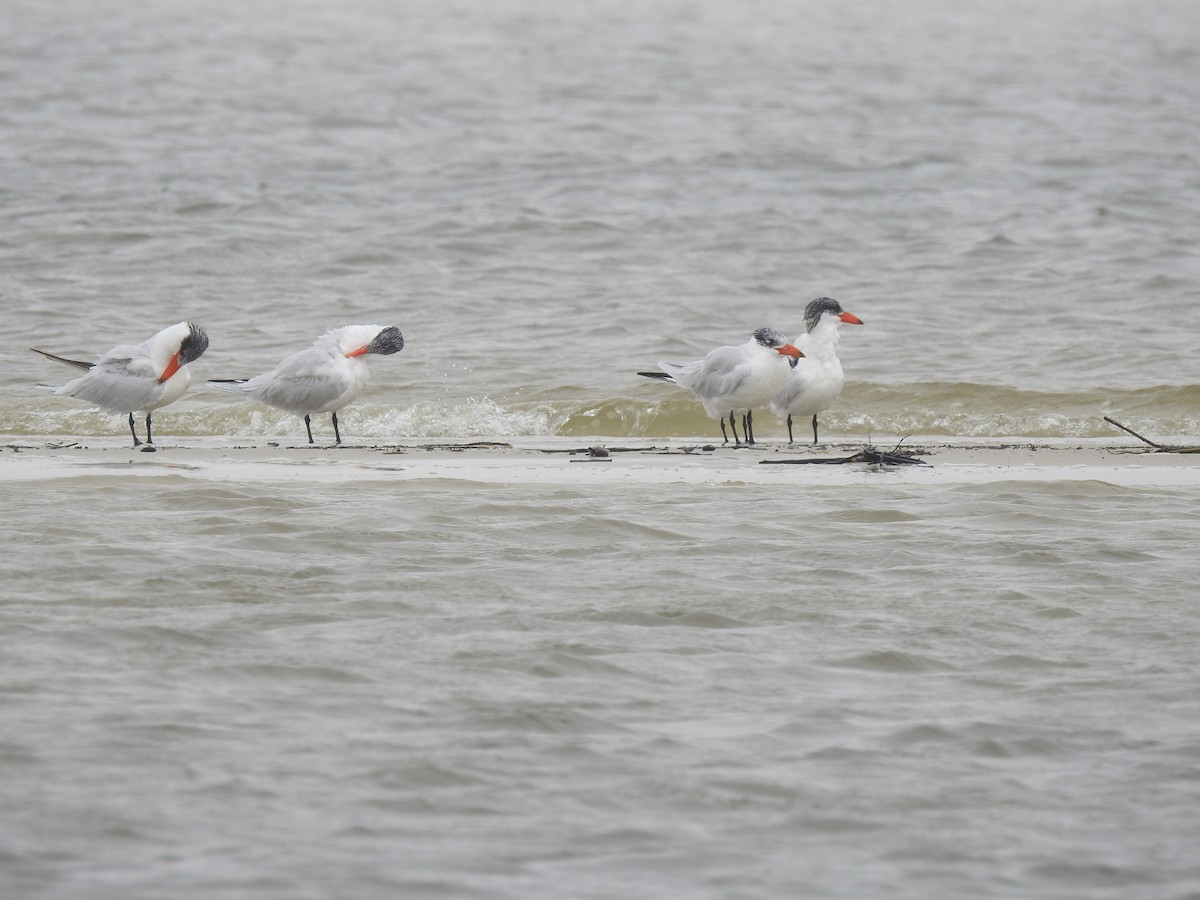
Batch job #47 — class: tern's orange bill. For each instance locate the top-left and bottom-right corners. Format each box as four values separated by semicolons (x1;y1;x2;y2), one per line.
777;343;804;359
157;352;183;384
345;345;369;358
839;311;864;325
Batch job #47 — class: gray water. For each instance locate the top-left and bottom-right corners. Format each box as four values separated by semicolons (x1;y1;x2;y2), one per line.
3;0;1200;442
3;1;1200;897
4;475;1200;899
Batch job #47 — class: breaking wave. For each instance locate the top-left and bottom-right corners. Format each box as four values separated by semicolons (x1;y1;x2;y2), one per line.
4;383;1198;443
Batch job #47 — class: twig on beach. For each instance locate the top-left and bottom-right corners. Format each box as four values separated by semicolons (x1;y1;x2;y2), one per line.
539;446;662;455
761;436;928;467
1104;416;1168;448
1103;417;1200;453
427;441;514;450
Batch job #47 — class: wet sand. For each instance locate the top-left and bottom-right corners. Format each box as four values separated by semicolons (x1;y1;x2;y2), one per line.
3;436;1198;487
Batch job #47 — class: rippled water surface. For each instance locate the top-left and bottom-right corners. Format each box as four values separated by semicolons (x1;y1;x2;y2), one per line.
2;0;1199;443
4;473;1200;898
3;0;1200;897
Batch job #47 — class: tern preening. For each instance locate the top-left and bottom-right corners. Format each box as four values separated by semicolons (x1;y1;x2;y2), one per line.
31;321;210;449
639;327;803;445
209;324;404;445
770;297;863;445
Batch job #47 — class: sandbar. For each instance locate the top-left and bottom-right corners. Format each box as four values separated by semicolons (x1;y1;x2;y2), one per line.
2;436;1197;488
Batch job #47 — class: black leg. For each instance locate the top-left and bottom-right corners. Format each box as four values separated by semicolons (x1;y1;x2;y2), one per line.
719;418;729;444
811;414;819;446
128;413;142;447
332;411;342;445
744;409;755;445
786;414;794;445
304;414;315;444
728;411;741;445
145;413;153;445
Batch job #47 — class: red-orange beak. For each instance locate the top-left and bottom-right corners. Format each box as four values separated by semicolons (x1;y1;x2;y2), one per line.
345;345;369;358
157;352;183;384
839;311;864;325
777;343;804;359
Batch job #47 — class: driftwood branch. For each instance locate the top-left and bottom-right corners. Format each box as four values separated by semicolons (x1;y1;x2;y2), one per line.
538;446;661;455
1103;417;1200;453
762;436;928;467
1103;417;1167;448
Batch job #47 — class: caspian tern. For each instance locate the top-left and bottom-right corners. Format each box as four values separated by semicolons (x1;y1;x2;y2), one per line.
209;324;404;445
639;327;803;445
770;297;863;445
31;321;209;449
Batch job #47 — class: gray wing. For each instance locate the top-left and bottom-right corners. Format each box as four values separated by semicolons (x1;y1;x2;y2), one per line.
213;347;352;414
54;366;162;414
249;372;350;414
694;345;753;399
92;343;158;380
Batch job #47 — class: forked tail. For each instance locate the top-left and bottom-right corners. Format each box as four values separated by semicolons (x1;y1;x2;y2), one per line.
30;348;93;371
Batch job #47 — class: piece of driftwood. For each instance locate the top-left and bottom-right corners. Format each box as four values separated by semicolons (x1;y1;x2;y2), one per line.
1104;417;1200;453
382;441;514;455
761;440;928;467
538;446;661;455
